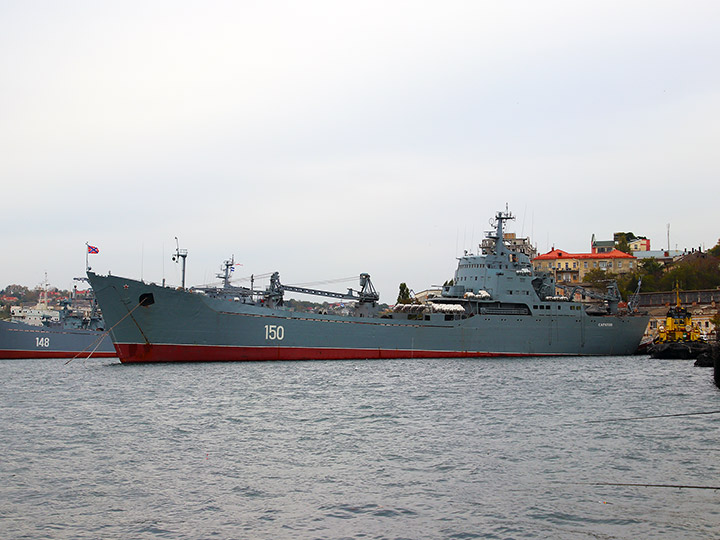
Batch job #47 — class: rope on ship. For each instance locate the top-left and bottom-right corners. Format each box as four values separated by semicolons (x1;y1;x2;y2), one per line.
65;299;146;365
583;410;720;423
567;481;720;491
194;271;277;289
286;276;359;287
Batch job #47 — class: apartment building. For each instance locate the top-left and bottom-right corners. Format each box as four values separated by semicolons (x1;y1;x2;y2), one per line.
592;233;650;253
532;248;638;283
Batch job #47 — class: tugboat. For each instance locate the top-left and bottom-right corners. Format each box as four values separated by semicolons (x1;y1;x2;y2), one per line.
649;285;710;359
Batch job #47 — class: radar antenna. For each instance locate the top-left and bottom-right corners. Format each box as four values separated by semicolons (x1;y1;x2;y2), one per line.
486;206;515;255
217;256;239;289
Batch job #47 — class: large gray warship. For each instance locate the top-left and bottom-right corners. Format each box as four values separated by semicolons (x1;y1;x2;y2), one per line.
86;209;648;363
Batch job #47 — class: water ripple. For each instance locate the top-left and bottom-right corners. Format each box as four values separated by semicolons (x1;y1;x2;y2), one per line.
1;356;718;539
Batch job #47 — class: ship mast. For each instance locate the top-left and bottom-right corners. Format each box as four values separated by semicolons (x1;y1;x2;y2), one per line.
218;256;235;289
488;204;515;256
172;237;188;289
39;272;49;309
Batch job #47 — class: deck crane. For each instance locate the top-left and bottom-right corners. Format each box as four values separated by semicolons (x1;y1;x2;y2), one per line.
266;272;380;306
627;278;643;313
556;280;623;314
193;258;380;314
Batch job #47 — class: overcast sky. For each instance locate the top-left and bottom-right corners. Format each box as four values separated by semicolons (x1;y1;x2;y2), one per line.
2;1;718;301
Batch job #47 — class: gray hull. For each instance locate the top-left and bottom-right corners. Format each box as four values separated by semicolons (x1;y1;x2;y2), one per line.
0;319;115;359
87;272;648;363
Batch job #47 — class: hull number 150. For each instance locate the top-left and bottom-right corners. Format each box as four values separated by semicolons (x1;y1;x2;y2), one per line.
264;325;284;340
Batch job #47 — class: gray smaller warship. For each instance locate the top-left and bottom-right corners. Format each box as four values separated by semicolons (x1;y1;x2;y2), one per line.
0;280;115;360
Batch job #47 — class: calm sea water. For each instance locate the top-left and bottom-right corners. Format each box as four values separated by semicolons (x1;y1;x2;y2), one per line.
1;356;719;539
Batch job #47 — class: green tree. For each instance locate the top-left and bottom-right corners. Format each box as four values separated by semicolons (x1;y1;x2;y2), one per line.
614;233;631;254
636;258;664;292
640;258;663;276
583;268;636;300
3;284;30;300
615;273;640;301
583;269;609;289
397;282;412;304
631;253;720;293
708;240;720;257
659;256;720;291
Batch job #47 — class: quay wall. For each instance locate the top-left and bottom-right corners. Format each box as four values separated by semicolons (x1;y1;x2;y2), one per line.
637;289;720;307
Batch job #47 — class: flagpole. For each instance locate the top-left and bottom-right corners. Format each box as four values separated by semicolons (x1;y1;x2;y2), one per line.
85;242;89;271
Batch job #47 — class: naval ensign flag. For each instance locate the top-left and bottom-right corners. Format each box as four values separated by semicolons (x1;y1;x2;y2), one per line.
86;243;99;270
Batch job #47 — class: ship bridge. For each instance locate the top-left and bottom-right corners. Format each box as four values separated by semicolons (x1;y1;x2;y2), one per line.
442;209;540;304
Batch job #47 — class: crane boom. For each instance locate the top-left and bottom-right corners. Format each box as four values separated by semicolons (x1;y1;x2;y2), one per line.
268;272;379;304
556;280;622;314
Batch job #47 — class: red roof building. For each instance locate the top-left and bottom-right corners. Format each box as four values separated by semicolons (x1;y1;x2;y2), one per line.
532;248;637;283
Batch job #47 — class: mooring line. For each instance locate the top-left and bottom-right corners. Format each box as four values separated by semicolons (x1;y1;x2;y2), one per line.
584;410;720;423
65;300;144;365
577;482;720;491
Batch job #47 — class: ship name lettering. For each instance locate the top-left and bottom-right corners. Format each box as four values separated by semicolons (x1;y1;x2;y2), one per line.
264;324;285;341
36;337;50;347
598;323;613;327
